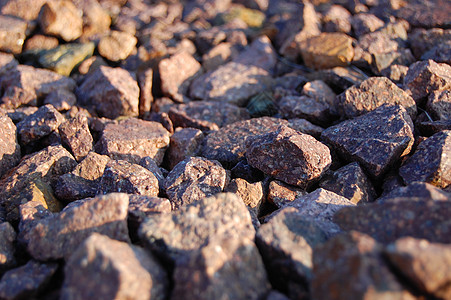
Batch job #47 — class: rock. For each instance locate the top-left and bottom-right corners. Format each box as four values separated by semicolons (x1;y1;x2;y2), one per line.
378;181;451;202
5;107;38;123
190;35;276;106
0;53;18;76
420;40;451;64
385;237;451;300
201;42;238;71
299;33;354;70
351;13;384;37
61;233;168;300
73;0;111;39
380;64;409;84
128;195;172;231
216;6;265;28
301;80;336;110
409;28;451;59
393;0;450;28
0;65;76;109
96;117;170;165
0;112;21;179
138;68;153;116
266;290;291;300
320;162;376;204
59;112;93;162
38;0;83;41
166;127;204;170
0;222;16;272
322;5;352;34
43;89;77;111
246;91;278;118
164;156;227;209
38;42;95;76
427;90;451;121
279;95;332;126
139;193;255;264
76;66;139;119
72;151;110;181
246;125;331;188
311;231;415;300
403;59;451;103
98;30;138;62
22;193;130;260
18;201;53;237
0;260;58;300
399;130;451;188
230;158;264;183
23;34;59;51
224;178;264;217
0;0;48;21
321;105;414;178
17;104;64;146
201;117;289;168
287;118;324;139
98;159;159;197
334;199;451;244
256;207;328;299
319;66;367;91
0;145;77;222
267;180;306;209
159;51;202;103
146;111;174;134
168;101;249;131
337;76;417;119
77;55;107;75
0;15;27;54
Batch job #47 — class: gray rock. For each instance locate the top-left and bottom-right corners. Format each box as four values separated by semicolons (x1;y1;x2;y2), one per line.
377;181;451;202
0;52;18;76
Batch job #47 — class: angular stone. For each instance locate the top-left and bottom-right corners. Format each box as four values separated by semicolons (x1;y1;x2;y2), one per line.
287;118;324;139
319;66;366;91
256;207;328;299
311;231;415;300
299;33;354;70
5;107;38;123
378;181;451;202
0;260;58;300
59;112;93;162
266;290;291;300
166;127;204;170
409;28;451;59
0;222;16;272
0;0;48;21
77;55;107;75
38;0;83;41
224;178;264;217
385;237;451;300
421;40;451;64
0;65;76;109
267;180;307;209
334;199;451;244
337;76;417;119
381;64;409;84
98;159;159;197
72;151;110;181
76;66;139;119
0;53;18;76
61;233;168;300
302;80;336;109
138;68;153;116
54;173;97;203
159;51;202;103
22;193;130;260
427;90;451;121
18;201;53;238
0;112;20;179
190;36;276;106
246;125;331;188
43;89;77;111
403;59;451;103
351;13;384;36
128;195;171;229
399;130;451;188
96;117;170;165
98;30;138;62
393;0;450;28
321;105;414;178
322;5;352;34
164;157;227;209
279;95;332;126
168;101;249;131
0;15;27;54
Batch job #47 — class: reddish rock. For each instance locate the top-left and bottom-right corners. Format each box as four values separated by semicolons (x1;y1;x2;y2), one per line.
61;233;168;300
267;180;307;209
399;130;451;188
0;112;20;179
72;151;110;181
321;105;414;178
0;53;18;76
420;41;451;64
0;0;48;21
5;107;38;123
128;195;171;230
43;89;77;112
24;34;59;51
322;5;352;34
146;111;174;134
393;0;450;28
59;112;93;162
98;30;138;62
139;156;165;189
166;127;204;170
22;193;130;260
72;0;111;39
38;0;83;41
351;13;384;37
287;118;324;139
378;181;451;202
426;90;451;121
319;66;367;91
201;42;239;71
0;222;16;272
96;117;170;165
138;68;153;116
76;66;139;119
279;96;332;126
246;125;331;188
380;64;409;84
409;28;451;59
164;156;227;209
0;15;27;54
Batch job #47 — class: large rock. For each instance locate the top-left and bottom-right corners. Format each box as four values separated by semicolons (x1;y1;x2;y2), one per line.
59;112;93;162
38;0;83;41
0;14;27;54
267;180;307;209
0;112;20;179
393;0;450;28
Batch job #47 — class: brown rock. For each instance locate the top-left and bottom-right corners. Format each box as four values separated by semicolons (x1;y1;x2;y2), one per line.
287;118;324;139
380;64;409;84
311;231;415;300
138;68;153;116
96;117;170;165
267;180;306;209
0;222;16;272
337;76;417;119
159;51;202;103
409;28;451;59
319;66;367;91
0;260;58;300
77;55;107;75
427;90;451;121
351;13;384;37
0;65;76;109
301;80;336;110
378;181;451;202
18;201;53;237
98;30;138;62
24;34;59;51
98;159;159;197
59;112;93;162
168;101;249;131
38;0;83;41
420;40;451;64
128;195;171;229
224;178;264;218
164;156;227;209
43;89;77;111
0;15;27;54
61;233;168;300
76;66;139;119
321;105;414;178
0;0;48;21
403;59;451;103
0;112;20;179
279;95;332;126
385;237;451;299
246;125;331;188
166;127;204;170
399;130;451;188
299;33;354;70
72;0;111;39
146;111;173;134
393;0;450;28
5;107;38;123
23;193;130;260
322;5;352;34
72;151;110;181
334;199;451;244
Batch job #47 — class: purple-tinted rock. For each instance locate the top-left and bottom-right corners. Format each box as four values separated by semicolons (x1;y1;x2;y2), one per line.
201;42;239;71
409;28;451;59
138;68;153;116
380;64;409;84
166;127;204;170
0;53;18;76
128;195;171;229
43;89;77;111
378;181;451;202
279;95;332;126
98;30;137;62
0;222;16;272
351;13;384;36
319;66;367;92
267;180;307;209
59;112;93;162
0;15;27;54
287;118;324;139
323;5;352;34
0;112;20;179
393;0;450;28
426;90;451;121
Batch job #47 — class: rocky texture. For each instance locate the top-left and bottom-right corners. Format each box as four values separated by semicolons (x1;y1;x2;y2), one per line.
322;5;352;34
393;0;450;28
0;222;16;272
43;89;77;111
98;30;138;62
267;180;306;209
22;193;130;260
164;157;227;209
399;130;451;188
76;66;139;119
0;112;20;179
0;14;27;54
61;233;168;300
246;125;331;188
128;195;171;229
334;199;451;244
321;105;414;178
138;68;153;116
59;112;93;162
166;127;204;170
96;117;170;165
0;53;18;76
427;90;451;121
378;181;451;202
0;0;48;21
24;34;59;51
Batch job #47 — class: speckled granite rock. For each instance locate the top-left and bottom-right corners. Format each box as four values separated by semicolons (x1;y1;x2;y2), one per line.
427;90;451;121
166;127;204;170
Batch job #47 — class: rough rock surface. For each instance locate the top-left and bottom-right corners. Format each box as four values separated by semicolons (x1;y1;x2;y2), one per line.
98;30;138;62
0;222;16;272
166;127;204;170
267;180;307;209
43;89;77;111
427;90;451;121
0;14;27;54
59;112;93;162
0;112;20;179
38;0;83;41
378;182;451;202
